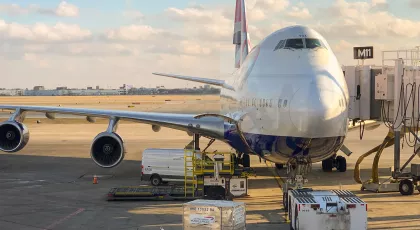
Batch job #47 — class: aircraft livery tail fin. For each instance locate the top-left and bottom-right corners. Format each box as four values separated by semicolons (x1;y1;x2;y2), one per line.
233;0;251;68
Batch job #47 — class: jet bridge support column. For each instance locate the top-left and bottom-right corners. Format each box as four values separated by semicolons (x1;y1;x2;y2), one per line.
393;59;404;178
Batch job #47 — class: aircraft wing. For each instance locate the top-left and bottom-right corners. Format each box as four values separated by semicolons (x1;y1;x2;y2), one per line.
152;72;235;91
0;105;225;139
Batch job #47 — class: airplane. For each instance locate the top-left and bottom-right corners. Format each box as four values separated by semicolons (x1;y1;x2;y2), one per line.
0;0;373;180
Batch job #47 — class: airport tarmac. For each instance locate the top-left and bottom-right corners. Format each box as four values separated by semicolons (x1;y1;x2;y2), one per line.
0;96;419;229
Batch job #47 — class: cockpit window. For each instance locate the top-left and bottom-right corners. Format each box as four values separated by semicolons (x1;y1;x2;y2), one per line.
274;38;328;51
305;38;326;49
284;39;304;49
274;40;286;51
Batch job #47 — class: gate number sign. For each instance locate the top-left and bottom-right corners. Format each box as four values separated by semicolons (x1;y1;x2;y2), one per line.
353;46;373;59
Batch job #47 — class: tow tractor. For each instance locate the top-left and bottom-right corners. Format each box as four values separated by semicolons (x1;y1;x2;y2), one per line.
107;142;255;201
279;155;368;229
287;189;368;230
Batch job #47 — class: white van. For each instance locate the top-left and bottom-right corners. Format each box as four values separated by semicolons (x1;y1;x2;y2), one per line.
141;148;213;186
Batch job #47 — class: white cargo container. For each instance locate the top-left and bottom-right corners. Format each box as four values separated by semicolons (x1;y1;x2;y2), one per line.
183;199;246;230
287;189;367;230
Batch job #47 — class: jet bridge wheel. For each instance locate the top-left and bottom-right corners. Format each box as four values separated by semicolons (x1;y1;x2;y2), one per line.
399;179;414;196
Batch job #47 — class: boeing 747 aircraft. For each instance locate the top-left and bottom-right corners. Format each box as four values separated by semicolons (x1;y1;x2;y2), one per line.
0;0;355;178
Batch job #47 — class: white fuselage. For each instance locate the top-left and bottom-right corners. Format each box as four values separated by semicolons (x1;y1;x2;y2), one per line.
220;26;349;163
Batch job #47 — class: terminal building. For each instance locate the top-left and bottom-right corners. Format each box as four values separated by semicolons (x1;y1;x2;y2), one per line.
23;89;124;96
0;89;24;96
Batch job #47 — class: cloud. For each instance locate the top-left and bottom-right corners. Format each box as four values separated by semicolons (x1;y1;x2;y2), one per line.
254;0;290;12
4;0;420;89
180;40;212;55
333;40;355;53
316;0;420;40
0;4;37;15
105;25;165;41
164;6;231;41
371;0;389;10
123;10;144;22
0;1;79;17
409;0;420;8
23;53;49;68
287;6;312;19
248;8;266;21
325;0;370;19
0;20;91;42
371;0;387;6
164;7;219;23
55;1;79;17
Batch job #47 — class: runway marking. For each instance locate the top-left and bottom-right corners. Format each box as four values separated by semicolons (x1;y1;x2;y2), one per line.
265;161;285;190
44;208;84;230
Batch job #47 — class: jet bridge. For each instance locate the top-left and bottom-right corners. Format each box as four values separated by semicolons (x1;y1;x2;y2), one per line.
343;48;420;195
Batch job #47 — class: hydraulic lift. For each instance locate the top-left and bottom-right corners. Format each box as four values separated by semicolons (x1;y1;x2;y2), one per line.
107;135;255;201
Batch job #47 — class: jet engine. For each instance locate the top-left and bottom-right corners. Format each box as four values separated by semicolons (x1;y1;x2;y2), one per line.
91;132;125;168
0;121;30;152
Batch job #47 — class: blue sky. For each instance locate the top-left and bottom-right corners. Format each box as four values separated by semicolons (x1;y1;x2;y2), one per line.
1;0;420;88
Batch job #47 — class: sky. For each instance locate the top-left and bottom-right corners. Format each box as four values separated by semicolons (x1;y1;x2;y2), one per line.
1;0;420;89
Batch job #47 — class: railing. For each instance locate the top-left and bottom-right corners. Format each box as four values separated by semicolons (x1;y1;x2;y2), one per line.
382;48;420;67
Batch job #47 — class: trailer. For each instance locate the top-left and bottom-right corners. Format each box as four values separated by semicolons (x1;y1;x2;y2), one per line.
107;149;255;201
287;189;367;230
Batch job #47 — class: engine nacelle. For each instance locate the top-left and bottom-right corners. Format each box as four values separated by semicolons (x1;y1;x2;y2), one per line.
0;121;30;152
91;132;125;168
152;125;161;132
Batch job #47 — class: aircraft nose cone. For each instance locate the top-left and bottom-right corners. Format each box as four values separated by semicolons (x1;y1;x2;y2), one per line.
289;83;345;136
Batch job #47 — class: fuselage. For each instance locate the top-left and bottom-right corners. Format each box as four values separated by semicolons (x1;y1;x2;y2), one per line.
220;26;349;164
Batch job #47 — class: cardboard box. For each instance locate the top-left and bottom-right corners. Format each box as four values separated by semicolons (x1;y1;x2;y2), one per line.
183;199;246;230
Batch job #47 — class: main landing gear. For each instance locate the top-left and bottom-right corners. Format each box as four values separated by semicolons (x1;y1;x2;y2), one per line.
322;154;347;172
275;163;284;170
236;152;250;168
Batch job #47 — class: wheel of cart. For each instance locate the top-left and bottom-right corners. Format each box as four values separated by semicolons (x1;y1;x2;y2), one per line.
289;204;299;230
283;192;288;211
283;188;293;212
399;179;414;195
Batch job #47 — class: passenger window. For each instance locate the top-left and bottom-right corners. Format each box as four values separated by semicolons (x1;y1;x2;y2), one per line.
278;99;283;108
305;38;325;49
283;100;288;107
284;39;304;49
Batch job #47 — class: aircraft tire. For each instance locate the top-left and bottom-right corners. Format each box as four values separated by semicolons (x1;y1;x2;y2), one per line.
275;163;284;170
242;154;250;168
322;158;333;172
336;156;347;172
